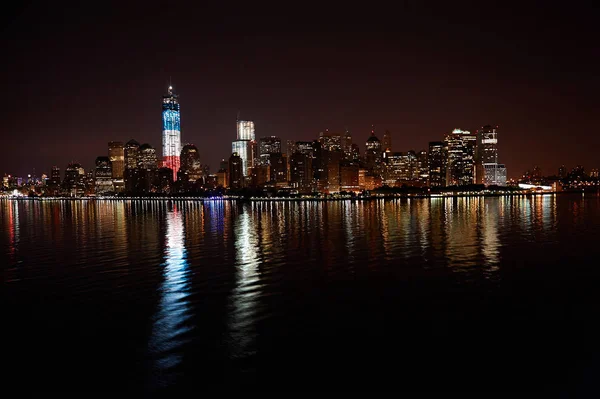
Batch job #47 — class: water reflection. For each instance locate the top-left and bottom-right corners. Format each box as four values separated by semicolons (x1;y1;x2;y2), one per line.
228;209;261;359
149;204;192;379
481;198;500;273
9;200;19;259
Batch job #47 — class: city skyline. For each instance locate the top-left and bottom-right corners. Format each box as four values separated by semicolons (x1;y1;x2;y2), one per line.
2;3;597;178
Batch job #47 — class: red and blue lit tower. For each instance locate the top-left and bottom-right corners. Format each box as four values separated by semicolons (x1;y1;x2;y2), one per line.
162;85;181;180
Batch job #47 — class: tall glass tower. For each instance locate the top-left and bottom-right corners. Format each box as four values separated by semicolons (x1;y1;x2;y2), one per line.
162;85;181;180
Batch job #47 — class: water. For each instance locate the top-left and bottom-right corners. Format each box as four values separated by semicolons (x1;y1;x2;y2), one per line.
2;195;600;392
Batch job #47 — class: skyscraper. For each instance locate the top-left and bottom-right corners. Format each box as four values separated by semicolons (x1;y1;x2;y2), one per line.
383;130;392;152
428;141;446;187
124;139;140;193
342;129;353;160
63;162;85;196
94;156;113;195
162;85;181;181
108;141;124;192
138;144;159;193
179;144;202;182
50;166;61;186
237;120;255;141
259;136;282;166
228;152;243;189
108;142;124;178
365;127;383;175
445;129;476;186
477;125;506;186
232;120;257;176
319;130;342;152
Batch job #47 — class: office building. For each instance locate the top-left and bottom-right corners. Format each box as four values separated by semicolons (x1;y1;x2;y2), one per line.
340;163;359;192
289;152;312;192
445;129;476;186
259;136;282;166
63;162;85;196
319;130;342;152
483;163;507;186
94;156;113;195
269;153;288;184
108;142;124;179
365;128;383;175
138;144;159;193
179;144;202;182
382;130;392;152
477;125;507;186
428;141;446;187
228;153;243;189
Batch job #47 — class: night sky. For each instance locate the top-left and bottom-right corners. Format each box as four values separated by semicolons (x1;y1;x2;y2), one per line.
2;2;598;178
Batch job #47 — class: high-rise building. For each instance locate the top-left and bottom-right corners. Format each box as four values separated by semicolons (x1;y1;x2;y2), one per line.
417;150;429;185
179;144;202;182
342;129;353;160
237;120;255;141
233;120;257;176
445;129;476;186
319;130;342;152
46;166;61;195
250;165;269;187
232;140;252;177
324;150;343;193
158;167;174;194
383;130;392;152
108;141;124;192
259;136;282;166
428;141;446;187
289;152;312;192
340;163;359;192
483;163;507;186
94;156;113;195
365;128;383;175
476;125;499;184
387;151;418;183
558;165;567;179
139;144;158;170
50;166;61;186
63;162;85;196
124;139;140;170
477;125;498;165
138;144;159;193
124;139;140;193
108;142;124;179
162;85;181;180
269;153;288;184
349;143;361;163
228;153;243;189
476;125;507;186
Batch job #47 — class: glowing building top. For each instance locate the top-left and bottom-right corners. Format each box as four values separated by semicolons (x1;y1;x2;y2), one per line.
237;120;255;141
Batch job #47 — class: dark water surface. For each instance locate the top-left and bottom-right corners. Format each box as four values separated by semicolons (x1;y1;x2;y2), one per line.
3;195;600;392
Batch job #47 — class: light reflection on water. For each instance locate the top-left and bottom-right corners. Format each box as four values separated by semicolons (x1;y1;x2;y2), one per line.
228;210;261;360
149;204;192;384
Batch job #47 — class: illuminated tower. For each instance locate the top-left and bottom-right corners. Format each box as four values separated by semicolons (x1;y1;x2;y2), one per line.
232;120;256;176
162;85;181;181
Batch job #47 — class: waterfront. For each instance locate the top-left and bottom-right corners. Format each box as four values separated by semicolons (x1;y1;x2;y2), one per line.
2;194;600;392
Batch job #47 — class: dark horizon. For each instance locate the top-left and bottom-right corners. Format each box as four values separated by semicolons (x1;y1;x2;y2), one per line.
2;2;598;178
